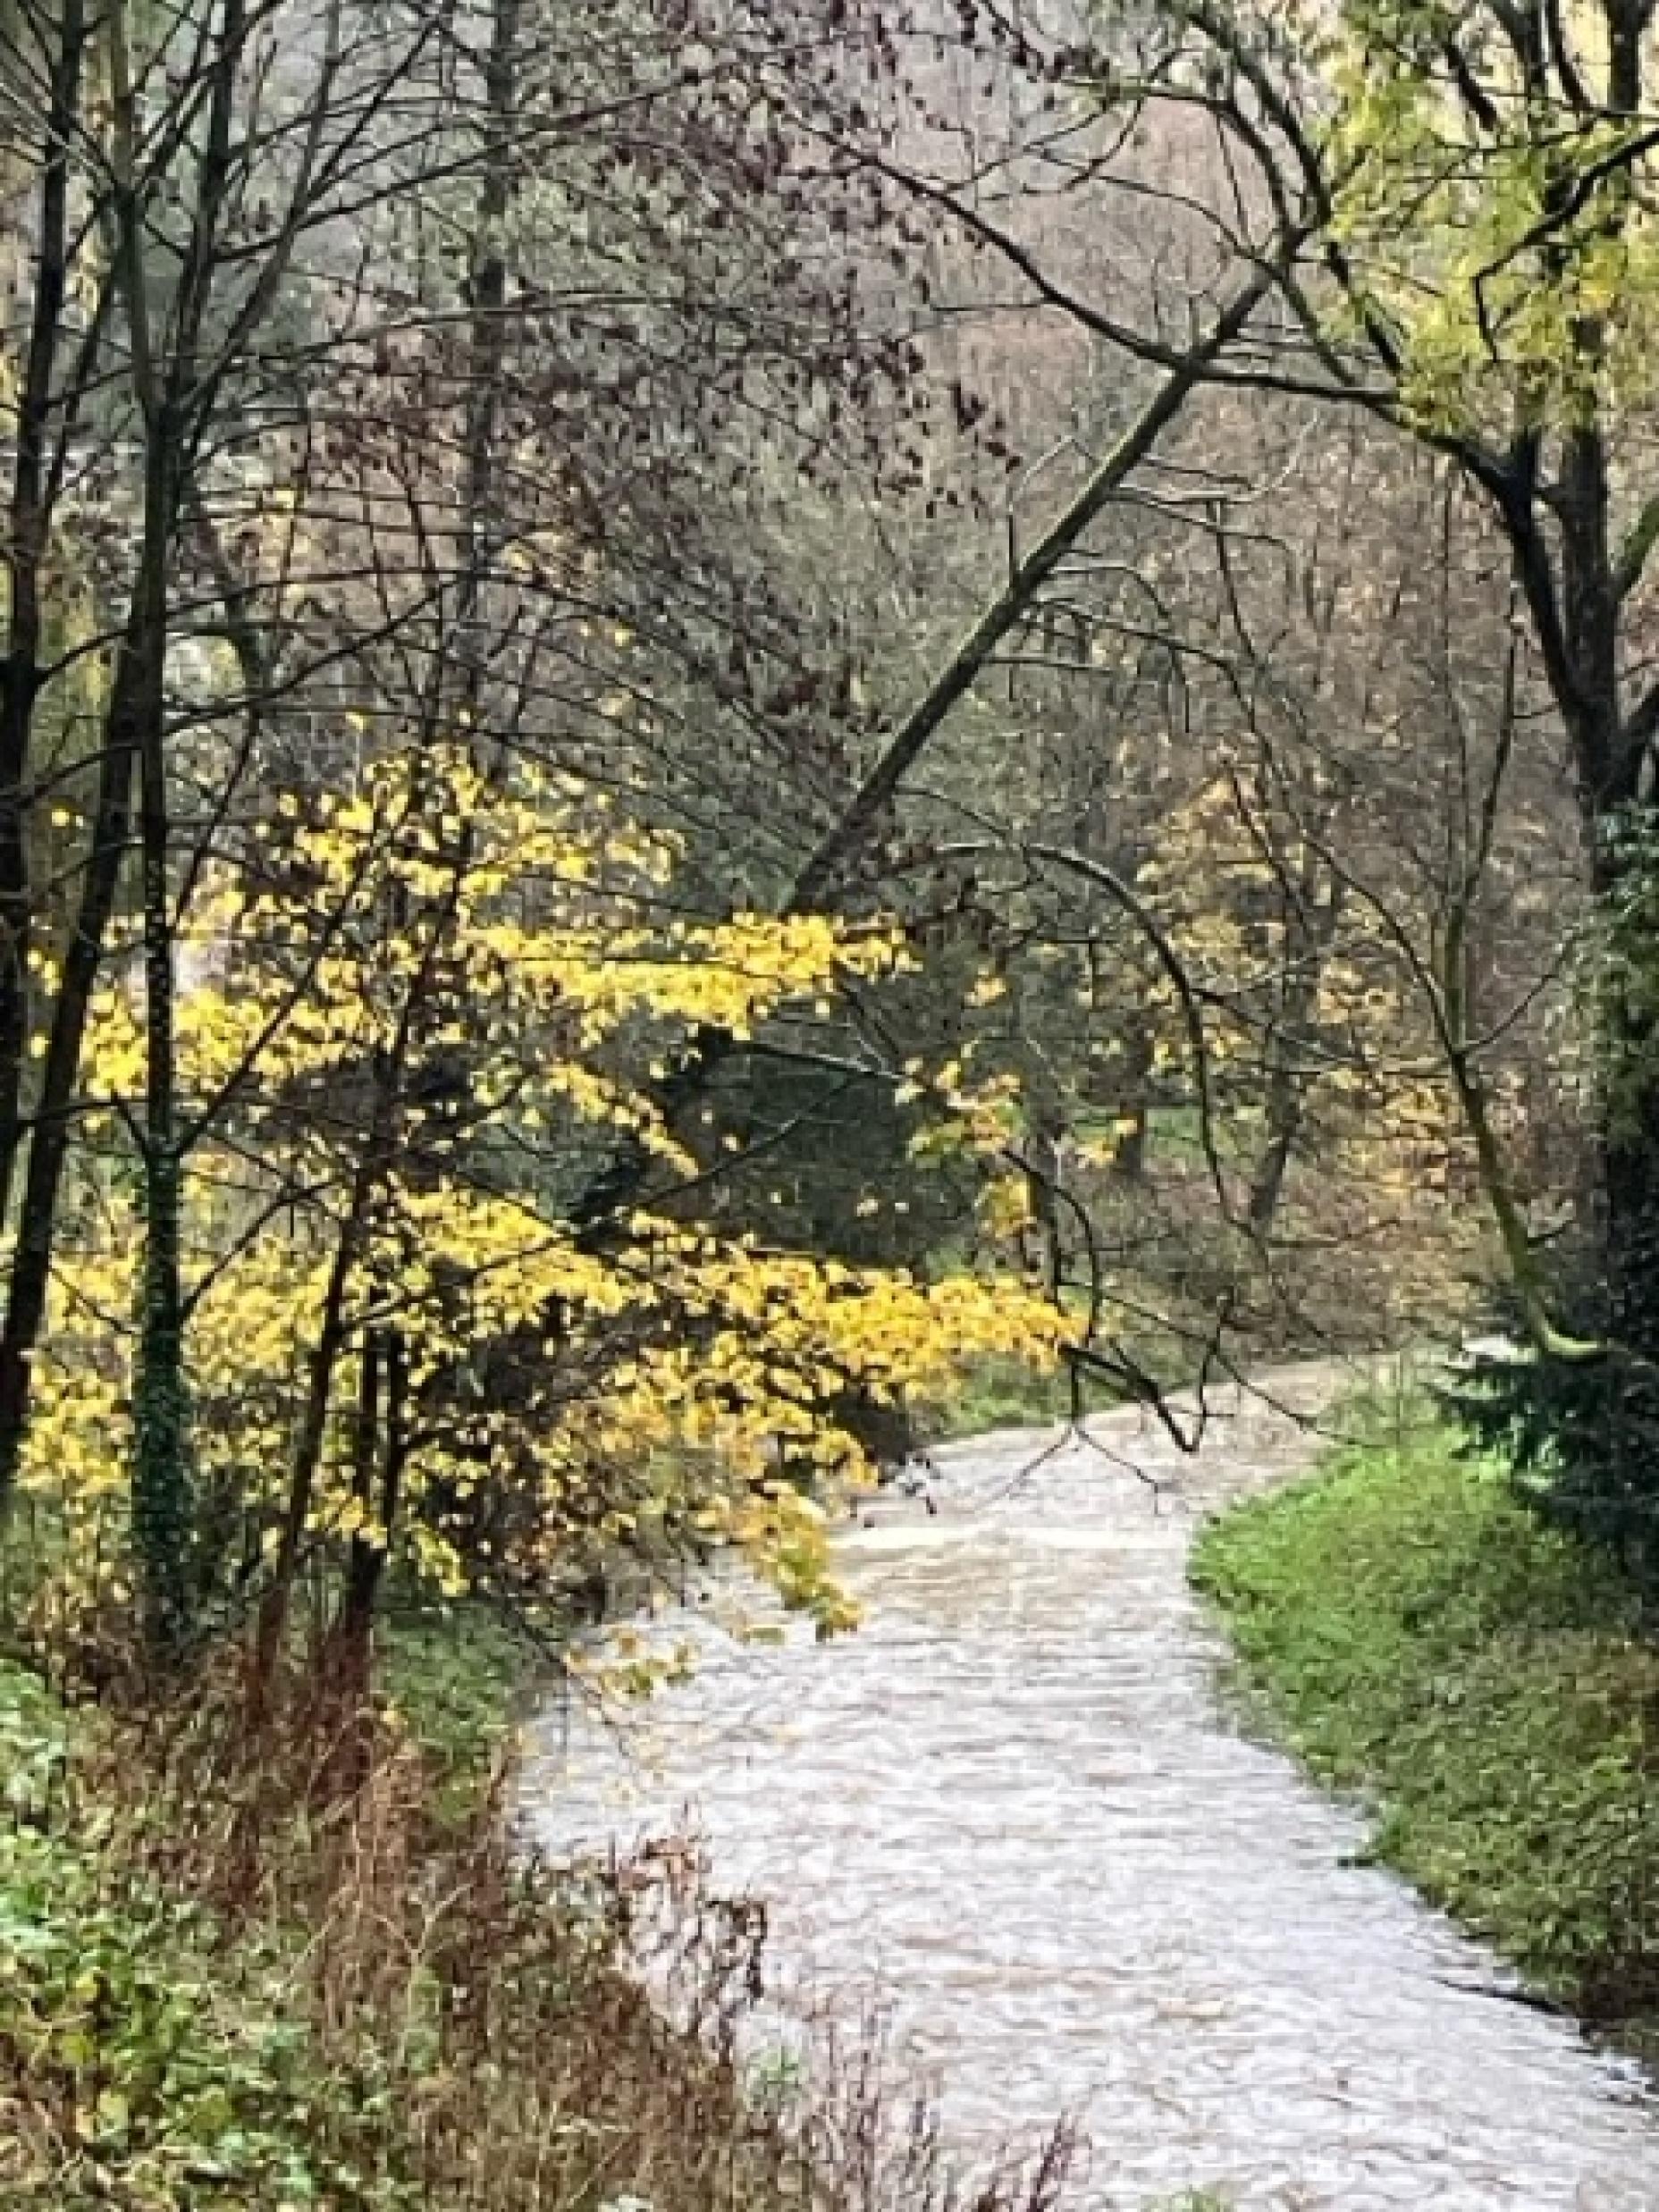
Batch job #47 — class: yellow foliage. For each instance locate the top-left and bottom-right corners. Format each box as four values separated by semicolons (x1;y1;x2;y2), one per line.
33;742;1063;1644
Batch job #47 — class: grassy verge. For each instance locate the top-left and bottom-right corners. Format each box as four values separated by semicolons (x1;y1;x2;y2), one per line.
1192;1407;1659;2053
931;1353;1080;1439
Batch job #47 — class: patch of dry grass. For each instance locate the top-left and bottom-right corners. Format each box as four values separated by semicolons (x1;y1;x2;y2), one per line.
0;1657;1079;2211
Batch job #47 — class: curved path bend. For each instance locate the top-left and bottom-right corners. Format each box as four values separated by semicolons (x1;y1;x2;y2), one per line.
526;1364;1659;2209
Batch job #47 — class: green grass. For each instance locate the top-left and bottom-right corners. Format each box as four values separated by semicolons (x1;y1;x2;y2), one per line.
1192;1407;1659;2048
378;1602;535;1812
931;1352;1080;1439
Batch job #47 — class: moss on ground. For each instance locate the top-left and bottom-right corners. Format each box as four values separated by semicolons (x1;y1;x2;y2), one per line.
1192;1408;1659;2051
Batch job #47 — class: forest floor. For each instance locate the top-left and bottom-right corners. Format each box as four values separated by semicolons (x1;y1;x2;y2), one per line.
1193;1400;1659;2064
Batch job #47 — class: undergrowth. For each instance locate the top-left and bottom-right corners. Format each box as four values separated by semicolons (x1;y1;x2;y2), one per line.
1192;1402;1659;2050
0;1623;1078;2211
931;1354;1079;1440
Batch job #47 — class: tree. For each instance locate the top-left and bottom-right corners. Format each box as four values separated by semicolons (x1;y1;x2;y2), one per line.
793;0;1659;1545
2;0;1082;1682
29;738;1060;1708
1115;0;1659;1547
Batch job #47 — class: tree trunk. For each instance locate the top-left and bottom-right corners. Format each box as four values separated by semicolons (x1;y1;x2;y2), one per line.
131;471;194;1660
1111;1020;1153;1182
246;1157;376;1731
0;0;87;1232
1591;823;1659;1357
1554;422;1658;1358
0;632;139;1502
1247;879;1342;1237
317;1331;408;1795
